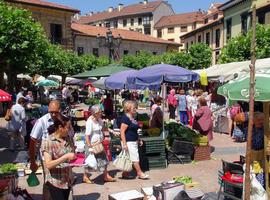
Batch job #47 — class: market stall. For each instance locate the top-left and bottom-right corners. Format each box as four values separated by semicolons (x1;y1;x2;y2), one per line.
217;68;270;198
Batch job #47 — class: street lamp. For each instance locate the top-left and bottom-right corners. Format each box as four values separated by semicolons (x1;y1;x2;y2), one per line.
96;29;122;61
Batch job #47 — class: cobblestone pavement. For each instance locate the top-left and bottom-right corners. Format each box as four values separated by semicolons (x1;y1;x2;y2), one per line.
0;111;245;200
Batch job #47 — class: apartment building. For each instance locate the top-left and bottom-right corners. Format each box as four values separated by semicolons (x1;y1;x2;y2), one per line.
180;3;224;65
5;0;79;49
76;0;174;36
154;11;205;50
72;23;179;59
220;0;270;45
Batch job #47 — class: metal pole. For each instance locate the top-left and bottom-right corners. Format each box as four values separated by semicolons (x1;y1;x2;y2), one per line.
244;4;256;200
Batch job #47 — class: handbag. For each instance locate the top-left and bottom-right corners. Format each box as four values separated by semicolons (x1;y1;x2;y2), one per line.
233;127;244;140
113;150;133;172
234;112;245;124
84;153;97;169
92;143;104;155
4;108;12;121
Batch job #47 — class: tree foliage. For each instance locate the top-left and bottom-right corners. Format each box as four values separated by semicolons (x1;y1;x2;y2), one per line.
188;43;212;69
0;1;48;88
219;24;270;64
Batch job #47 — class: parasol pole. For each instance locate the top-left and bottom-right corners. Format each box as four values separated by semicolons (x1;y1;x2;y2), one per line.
244;4;256;199
162;83;166;139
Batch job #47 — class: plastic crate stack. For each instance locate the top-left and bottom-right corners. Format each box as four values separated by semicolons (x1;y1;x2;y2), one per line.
142;137;167;170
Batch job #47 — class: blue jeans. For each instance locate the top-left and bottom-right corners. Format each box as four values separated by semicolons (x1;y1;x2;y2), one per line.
179;111;188;125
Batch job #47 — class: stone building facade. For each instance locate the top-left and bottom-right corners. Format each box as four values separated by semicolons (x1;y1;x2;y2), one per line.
76;0;174;36
72;23;179;59
5;0;79;49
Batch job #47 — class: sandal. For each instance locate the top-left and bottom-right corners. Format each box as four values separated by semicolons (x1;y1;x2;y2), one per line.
83;176;94;184
104;176;116;182
138;174;149;180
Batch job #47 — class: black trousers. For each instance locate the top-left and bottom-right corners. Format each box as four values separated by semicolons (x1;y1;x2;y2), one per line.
169;104;176;119
46;182;70;200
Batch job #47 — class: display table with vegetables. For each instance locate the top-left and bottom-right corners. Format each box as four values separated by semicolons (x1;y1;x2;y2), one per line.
165;122;210;162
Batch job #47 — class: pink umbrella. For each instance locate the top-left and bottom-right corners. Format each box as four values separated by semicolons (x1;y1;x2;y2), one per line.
0;89;12;102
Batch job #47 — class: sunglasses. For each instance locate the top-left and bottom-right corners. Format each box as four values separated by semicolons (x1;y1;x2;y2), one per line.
49;111;60;114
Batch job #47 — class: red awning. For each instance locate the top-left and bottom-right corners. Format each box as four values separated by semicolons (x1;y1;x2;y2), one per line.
0;89;12;102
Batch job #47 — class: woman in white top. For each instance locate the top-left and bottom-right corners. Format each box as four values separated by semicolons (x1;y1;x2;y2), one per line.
83;105;116;184
7;97;26;150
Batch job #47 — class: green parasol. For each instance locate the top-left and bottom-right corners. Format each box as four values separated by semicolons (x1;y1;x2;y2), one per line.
72;64;132;78
217;68;270;101
35;79;59;87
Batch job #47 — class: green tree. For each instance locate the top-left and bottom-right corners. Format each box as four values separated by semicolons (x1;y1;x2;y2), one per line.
188;43;212;69
96;56;110;67
80;54;98;70
121;54;139;69
162;51;191;67
219;24;270;64
0;1;48;89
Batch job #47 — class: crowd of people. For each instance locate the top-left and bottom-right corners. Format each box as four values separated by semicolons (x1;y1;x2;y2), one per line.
2;83;268;200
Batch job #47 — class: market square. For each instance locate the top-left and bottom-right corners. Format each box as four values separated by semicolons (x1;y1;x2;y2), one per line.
0;0;270;199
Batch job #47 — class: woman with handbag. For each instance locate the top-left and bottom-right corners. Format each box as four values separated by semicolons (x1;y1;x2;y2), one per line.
83;104;115;184
41;114;76;200
120;100;149;179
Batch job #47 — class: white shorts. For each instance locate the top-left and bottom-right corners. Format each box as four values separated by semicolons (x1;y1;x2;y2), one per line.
126;141;139;162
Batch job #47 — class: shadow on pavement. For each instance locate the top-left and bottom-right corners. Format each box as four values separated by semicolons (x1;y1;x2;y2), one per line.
210;146;215;153
74;193;100;200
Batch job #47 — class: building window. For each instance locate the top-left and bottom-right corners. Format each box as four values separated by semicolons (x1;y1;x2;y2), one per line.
204;18;208;24
105;22;110;28
99;23;102;27
113;21;118;28
258;13;265;24
93;48;99;57
215;51;220;63
168;27;174;33
241;13;248;35
131;19;134;26
123;50;129;55
138;18;142;25
213;13;218;20
50;23;62;44
77;47;84;56
143;16;151;25
157;29;162;38
180;26;187;32
179;43;184;47
191;41;193;45
152;52;157;55
226;18;232;41
123;19;127;27
144;26;151;35
215;29;220;48
192;22;196;30
206;32;210;46
186;43;189;51
198;35;201;43
168;39;175;42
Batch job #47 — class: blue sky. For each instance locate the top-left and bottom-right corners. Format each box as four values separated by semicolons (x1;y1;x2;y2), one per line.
50;0;227;15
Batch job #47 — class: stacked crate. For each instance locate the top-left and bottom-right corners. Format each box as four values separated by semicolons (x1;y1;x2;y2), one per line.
142;137;167;170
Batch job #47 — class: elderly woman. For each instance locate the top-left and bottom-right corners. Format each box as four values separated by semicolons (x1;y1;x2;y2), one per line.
7;97;27;151
252;112;264;151
120;100;149;179
41;114;76;200
192;97;213;142
83;105;115;184
167;89;177;119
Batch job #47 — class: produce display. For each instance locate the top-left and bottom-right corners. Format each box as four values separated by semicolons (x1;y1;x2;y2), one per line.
165;122;198;146
173;176;193;184
146;128;161;137
0;164;17;175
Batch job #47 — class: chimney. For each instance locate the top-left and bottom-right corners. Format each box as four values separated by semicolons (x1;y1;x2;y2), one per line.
74;13;80;20
118;3;123;11
108;7;113;12
90;11;94;16
143;0;148;5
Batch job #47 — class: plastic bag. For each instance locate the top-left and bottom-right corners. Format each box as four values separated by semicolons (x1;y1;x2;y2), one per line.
84;153;97;170
27;172;40;187
113;150;132;172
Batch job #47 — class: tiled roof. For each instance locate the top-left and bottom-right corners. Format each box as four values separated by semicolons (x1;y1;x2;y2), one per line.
6;0;80;13
154;11;205;28
77;0;164;24
71;23;179;46
180;17;224;39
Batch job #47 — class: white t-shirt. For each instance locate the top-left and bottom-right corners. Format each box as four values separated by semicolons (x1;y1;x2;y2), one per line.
8;104;26;135
30;113;53;140
85;117;104;144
